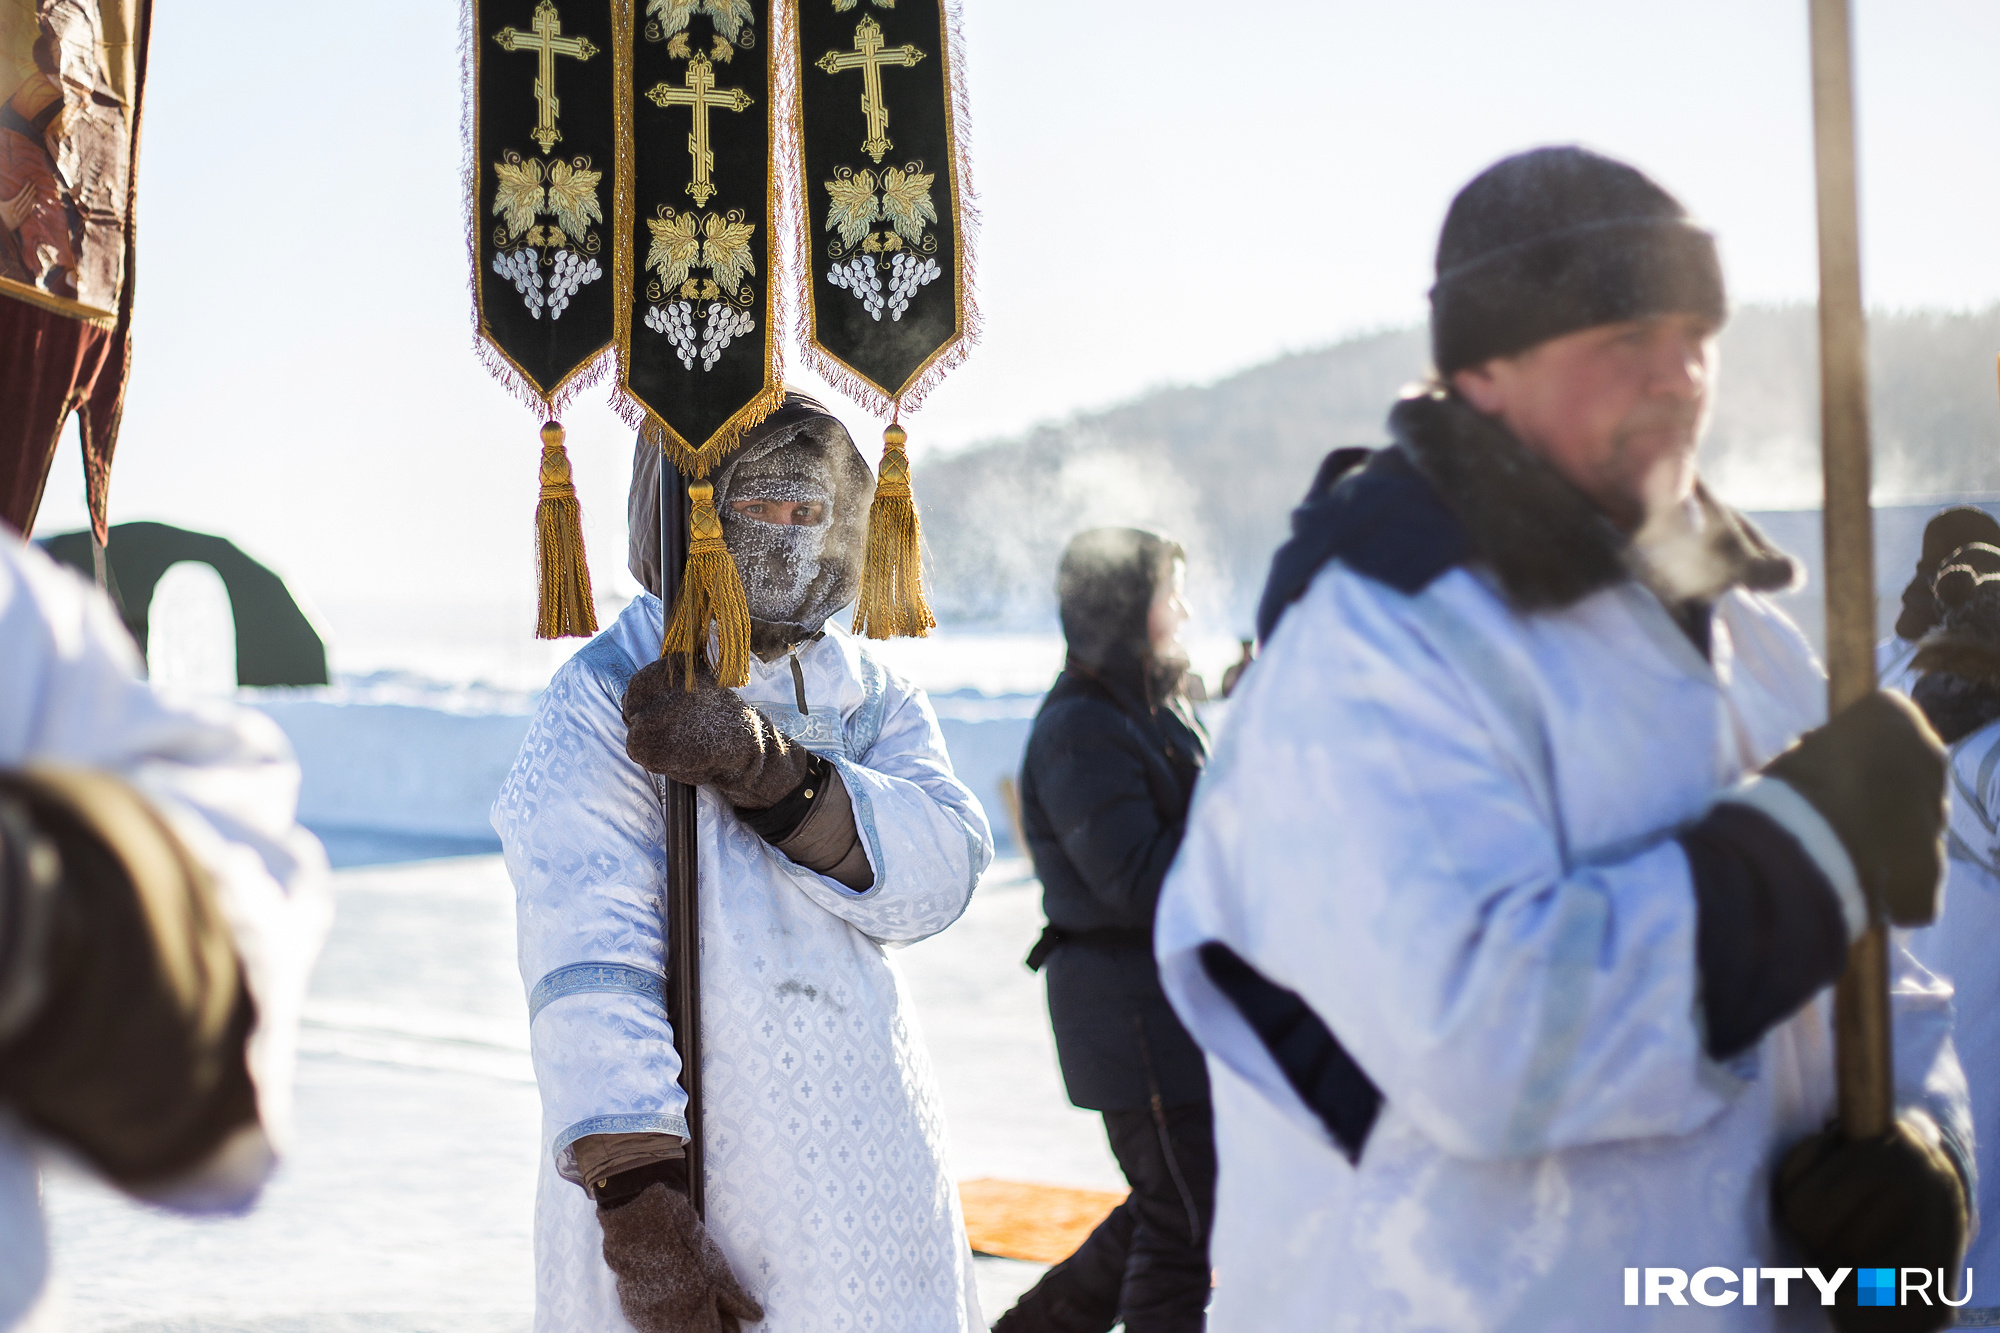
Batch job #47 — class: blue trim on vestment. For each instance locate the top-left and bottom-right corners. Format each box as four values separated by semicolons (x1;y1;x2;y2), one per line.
846;646;888;760
554;1112;690;1161
829;755;886;900
575;630;642;698
528;962;667;1024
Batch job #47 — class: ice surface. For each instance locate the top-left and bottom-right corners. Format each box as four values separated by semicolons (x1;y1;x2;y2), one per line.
36;854;1101;1330
28;631;1184;1327
41;856;539;1332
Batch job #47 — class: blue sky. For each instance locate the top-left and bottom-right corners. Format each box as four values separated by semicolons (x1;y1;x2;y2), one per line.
32;0;2000;617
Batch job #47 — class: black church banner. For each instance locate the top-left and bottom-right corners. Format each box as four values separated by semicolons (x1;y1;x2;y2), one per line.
790;0;974;416
789;0;975;638
469;0;620;637
614;0;782;480
473;0;618;406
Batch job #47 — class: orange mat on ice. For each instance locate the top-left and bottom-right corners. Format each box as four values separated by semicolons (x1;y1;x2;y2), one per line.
958;1178;1128;1265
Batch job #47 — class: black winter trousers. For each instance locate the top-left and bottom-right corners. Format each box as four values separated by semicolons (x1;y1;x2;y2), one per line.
994;1103;1216;1333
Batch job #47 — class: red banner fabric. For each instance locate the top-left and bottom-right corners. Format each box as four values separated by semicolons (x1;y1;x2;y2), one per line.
0;0;148;541
0;295;119;537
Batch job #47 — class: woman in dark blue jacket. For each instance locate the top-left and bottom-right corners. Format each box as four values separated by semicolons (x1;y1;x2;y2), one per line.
996;528;1213;1333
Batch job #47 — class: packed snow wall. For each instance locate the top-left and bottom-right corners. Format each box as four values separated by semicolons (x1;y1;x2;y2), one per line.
246;678;1042;863
239;499;1991;866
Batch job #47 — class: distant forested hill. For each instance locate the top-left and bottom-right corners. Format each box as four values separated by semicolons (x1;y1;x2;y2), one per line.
914;304;2000;631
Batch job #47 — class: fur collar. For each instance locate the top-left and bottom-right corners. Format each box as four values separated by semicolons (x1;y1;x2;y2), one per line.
1913;591;2000;690
1389;388;1798;612
1909;593;2000;741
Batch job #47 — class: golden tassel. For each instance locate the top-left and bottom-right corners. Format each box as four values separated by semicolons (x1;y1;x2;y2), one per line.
853;422;936;639
660;478;752;688
535;422;599;640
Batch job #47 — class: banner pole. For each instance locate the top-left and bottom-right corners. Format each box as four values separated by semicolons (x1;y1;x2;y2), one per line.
659;458;706;1214
1808;0;1893;1141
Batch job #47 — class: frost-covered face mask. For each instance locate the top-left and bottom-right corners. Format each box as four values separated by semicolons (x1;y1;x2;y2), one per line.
724;471;834;626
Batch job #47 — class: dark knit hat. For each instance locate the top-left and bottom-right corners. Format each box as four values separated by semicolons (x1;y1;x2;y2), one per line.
1430;147;1727;375
1895;506;2000;639
1919;507;2000;573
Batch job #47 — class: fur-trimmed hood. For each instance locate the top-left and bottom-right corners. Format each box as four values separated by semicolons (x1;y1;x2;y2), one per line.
1390;388;1798;613
627;392;874;654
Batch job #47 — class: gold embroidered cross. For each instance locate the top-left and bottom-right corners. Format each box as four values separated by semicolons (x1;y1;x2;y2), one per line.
493;1;600;154
645;54;755;206
815;16;925;163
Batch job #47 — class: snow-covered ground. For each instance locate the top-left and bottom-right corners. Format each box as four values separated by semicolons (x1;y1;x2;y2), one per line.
34;618;1234;1328
37;854;1105;1330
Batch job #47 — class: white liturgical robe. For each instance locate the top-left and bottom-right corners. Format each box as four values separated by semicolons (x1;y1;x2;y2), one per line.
495;594;992;1333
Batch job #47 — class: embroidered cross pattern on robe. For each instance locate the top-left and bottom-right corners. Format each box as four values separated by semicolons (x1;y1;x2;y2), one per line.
473;0;619;403
792;0;971;414
615;0;781;476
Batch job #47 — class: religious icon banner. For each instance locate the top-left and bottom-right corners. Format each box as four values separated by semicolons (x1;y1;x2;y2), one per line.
614;0;781;479
471;0;619;408
1;0;150;541
790;0;974;417
468;0;620;639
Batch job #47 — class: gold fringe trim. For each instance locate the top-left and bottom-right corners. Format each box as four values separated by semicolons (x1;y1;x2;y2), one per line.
662;479;753;686
853;423;934;639
609;0;786;484
535;422;599;640
627;377;788;481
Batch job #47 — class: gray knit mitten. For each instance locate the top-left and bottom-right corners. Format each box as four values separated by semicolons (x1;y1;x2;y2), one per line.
622;658;811;809
598;1182;765;1333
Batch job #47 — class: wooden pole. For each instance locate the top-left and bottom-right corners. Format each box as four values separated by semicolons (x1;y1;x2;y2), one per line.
659;462;706;1214
1808;0;1892;1141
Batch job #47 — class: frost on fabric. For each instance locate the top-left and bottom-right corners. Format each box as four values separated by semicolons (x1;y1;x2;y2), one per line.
722;453;837;627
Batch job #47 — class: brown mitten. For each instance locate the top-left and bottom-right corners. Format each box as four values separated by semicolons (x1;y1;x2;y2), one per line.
1762;690;1946;925
622;658;812;809
598;1181;765;1333
0;767;259;1190
1772;1111;1967;1333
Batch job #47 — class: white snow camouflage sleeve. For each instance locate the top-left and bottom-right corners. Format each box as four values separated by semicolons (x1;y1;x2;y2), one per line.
1159;563;1964;1163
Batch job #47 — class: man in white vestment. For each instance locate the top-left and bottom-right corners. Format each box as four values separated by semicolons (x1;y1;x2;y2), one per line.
1156;147;1971;1331
496;393;993;1333
0;532;329;1330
